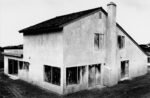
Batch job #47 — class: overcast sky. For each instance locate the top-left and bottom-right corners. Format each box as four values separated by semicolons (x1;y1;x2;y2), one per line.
0;0;150;46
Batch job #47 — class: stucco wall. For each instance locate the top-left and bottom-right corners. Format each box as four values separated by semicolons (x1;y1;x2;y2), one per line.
117;27;147;79
63;11;107;94
62;10;147;94
23;32;64;94
63;11;106;67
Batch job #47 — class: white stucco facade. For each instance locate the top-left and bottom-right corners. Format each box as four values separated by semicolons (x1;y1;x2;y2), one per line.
4;2;147;95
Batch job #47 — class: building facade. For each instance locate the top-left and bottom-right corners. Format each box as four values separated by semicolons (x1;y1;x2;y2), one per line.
4;2;147;95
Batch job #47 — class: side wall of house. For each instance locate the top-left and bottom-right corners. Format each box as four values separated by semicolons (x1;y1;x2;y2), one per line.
23;32;64;94
117;27;147;79
63;11;107;94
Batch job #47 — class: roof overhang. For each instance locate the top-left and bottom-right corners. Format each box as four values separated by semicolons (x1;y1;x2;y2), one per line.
2;52;23;58
19;27;63;35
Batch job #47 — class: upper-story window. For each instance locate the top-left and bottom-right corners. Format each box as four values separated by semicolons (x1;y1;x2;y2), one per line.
148;57;150;63
99;12;102;19
94;33;104;50
118;35;125;49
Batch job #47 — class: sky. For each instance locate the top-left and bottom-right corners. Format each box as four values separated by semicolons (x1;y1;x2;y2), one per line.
0;0;150;46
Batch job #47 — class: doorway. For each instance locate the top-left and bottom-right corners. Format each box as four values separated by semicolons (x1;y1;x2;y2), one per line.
121;60;129;79
8;59;18;75
88;64;101;87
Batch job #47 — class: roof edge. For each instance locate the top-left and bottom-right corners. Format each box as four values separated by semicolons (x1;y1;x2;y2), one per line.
2;52;23;58
116;23;148;56
60;7;107;27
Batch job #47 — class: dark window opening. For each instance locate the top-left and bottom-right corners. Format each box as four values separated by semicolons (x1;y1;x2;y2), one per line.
94;33;104;50
99;12;102;19
94;33;99;50
66;66;86;85
148;57;150;63
19;61;23;70
118;35;125;49
44;65;60;86
52;67;60;85
66;67;78;85
44;65;52;83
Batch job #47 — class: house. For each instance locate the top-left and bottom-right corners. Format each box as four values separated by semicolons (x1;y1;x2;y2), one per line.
140;44;150;68
0;45;23;69
3;45;23;79
3;2;147;95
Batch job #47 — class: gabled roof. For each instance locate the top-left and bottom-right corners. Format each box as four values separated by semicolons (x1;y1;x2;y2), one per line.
19;7;107;34
19;6;147;56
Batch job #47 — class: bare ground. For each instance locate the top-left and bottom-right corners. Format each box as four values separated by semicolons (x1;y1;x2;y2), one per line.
0;69;150;98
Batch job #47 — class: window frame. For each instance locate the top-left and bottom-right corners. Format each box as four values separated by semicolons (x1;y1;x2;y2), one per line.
44;65;61;86
94;33;104;51
118;35;125;49
66;66;86;86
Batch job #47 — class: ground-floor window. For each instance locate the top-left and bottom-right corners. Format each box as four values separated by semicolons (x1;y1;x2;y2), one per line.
44;65;60;86
19;61;23;70
121;60;129;78
8;59;29;75
24;62;29;71
66;66;86;85
8;59;18;75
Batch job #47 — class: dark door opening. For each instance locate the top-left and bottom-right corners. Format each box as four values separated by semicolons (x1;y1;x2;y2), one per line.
121;60;129;79
88;64;101;87
8;59;18;75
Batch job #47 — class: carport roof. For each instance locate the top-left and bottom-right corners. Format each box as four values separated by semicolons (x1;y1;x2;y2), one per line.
3;51;23;58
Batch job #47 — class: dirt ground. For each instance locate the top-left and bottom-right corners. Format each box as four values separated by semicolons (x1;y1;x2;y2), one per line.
1;69;150;98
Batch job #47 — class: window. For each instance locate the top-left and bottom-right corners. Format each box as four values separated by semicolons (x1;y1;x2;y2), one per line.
52;67;60;85
66;67;77;85
44;65;52;83
19;61;23;70
24;62;29;71
94;33;104;50
78;66;86;83
44;65;60;86
121;60;129;78
89;64;101;87
99;12;102;19
118;35;125;49
66;66;86;85
148;57;150;63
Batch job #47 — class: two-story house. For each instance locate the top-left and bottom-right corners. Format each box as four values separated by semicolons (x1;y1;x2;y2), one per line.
3;2;147;95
